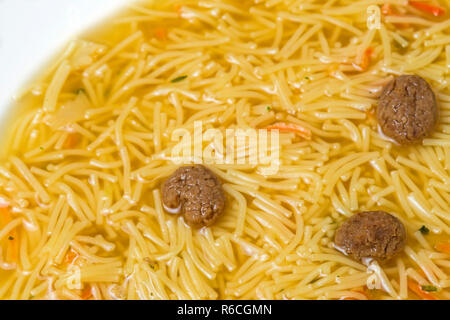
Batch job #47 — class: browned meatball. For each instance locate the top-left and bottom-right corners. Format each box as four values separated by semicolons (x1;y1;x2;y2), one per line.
161;165;225;228
377;75;438;145
335;211;406;262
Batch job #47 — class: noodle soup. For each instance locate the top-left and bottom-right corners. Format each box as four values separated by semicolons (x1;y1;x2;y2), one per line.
0;0;449;300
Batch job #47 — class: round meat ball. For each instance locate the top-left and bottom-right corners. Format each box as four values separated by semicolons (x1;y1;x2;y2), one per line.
377;75;438;145
334;211;406;262
161;165;225;228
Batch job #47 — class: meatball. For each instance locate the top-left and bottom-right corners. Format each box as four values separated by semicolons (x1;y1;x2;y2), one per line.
334;211;406;262
377;75;438;145
161;165;225;228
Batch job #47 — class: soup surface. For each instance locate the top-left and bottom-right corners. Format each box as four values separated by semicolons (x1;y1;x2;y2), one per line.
0;0;449;300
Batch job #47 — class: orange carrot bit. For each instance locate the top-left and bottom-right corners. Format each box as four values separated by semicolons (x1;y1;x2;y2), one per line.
409;1;446;17
366;109;377;123
65;248;79;265
353;47;373;71
6;228;18;264
1;207;19;264
416;268;428;280
381;3;410;28
435;242;450;254
81;285;93;300
361;47;374;70
408;280;438;300
154;27;167;41
0;206;11;226
342;287;370;300
266;122;312;140
381;3;394;15
63;133;80;149
342;294;368;300
327;64;340;77
173;4;184;17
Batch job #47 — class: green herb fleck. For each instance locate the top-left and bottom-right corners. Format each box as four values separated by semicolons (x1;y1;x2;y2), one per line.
75;88;85;95
8;236;14;241
39;146;44;151
266;105;272;111
421;285;437;292
305;76;310;80
419;225;429;235
171;75;188;83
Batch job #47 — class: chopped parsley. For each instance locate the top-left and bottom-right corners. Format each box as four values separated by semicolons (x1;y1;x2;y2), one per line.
305;76;310;80
8;236;14;241
419;225;430;235
171;75;188;83
421;285;437;292
75;88;85;95
39;146;44;151
266;105;272;111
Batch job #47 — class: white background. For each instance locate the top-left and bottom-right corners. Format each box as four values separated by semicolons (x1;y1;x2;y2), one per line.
0;0;128;119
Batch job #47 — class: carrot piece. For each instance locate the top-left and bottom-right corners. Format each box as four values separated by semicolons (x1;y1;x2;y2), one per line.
65;248;79;265
435;242;450;254
327;64;340;77
0;207;19;264
366;109;377;123
349;47;374;71
155;27;167;41
408;280;438;300
381;3;410;28
63;133;80;149
417;268;428;279
6;228;18;264
266;122;312;140
381;3;394;15
359;47;374;71
342;287;369;300
174;4;183;16
81;285;93;300
342;294;368;300
0;207;10;226
409;1;445;17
